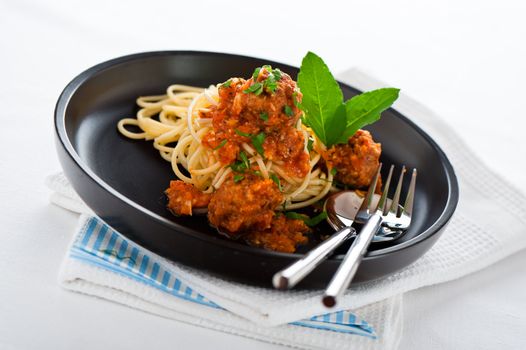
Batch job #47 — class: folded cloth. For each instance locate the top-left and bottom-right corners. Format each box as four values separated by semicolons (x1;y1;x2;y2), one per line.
55;210;402;350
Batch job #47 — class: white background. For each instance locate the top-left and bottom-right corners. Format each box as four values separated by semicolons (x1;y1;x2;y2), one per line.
1;0;525;349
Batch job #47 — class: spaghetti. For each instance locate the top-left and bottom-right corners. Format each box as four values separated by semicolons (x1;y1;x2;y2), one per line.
117;80;333;211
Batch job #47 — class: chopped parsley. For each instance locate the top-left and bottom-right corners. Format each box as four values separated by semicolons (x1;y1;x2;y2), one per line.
235;129;251;137
243;82;263;95
251;132;266;156
244;65;283;95
239;151;250;169
285;211;328;227
233;174;245;183
235;130;266;157
221;79;232;88
263;74;278;93
230;151;250;172
270;173;282;191
272;68;282;81
252;67;261;80
213;139;227;150
260;112;269;121
283;105;293;117
330;167;338;176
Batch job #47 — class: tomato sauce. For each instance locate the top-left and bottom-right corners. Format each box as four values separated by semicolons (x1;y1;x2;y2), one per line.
201;68;309;178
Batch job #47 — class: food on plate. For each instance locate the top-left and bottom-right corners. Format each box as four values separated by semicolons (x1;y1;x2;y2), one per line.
324;130;381;189
117;52;399;252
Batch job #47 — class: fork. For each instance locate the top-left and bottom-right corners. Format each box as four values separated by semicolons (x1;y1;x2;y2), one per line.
322;163;417;307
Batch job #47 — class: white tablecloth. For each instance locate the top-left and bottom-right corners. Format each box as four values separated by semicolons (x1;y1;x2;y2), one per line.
1;1;525;349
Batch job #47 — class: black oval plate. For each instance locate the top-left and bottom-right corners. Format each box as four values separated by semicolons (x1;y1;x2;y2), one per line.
55;51;459;288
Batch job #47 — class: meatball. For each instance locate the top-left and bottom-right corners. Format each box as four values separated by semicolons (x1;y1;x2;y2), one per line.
324;129;381;189
207;174;283;235
244;215;309;253
165;180;211;216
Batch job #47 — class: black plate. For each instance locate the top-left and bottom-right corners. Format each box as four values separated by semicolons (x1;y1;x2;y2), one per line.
55;51;459;288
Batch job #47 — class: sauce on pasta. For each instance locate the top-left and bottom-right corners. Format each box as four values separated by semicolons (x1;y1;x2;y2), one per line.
117;66;381;253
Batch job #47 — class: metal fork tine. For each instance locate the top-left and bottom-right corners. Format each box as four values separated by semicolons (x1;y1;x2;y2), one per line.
378;165;394;214
401;169;417;217
389;166;406;216
359;163;382;213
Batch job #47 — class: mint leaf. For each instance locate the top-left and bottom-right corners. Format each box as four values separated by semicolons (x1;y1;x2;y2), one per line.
297;52;399;147
335;88;400;144
297;52;344;146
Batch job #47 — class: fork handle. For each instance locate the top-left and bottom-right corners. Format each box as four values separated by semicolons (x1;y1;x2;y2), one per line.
272;226;356;290
322;213;383;307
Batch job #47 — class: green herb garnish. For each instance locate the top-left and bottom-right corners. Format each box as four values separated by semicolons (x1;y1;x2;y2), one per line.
260;112;269;121
272;68;282;81
330;167;338;176
284;212;306;221
235;130;266;157
221;79;232;88
253;170;262;177
235;129;252;137
270;173;282;191
304;211;328;226
213;139;227;150
283;105;293;117
251;132;266;156
285;211;328;227
263;74;278;93
246;65;282;95
233;174;245;183
239;151;250;169
230;151;250;173
243;82;264;95
230;161;246;172
252;67;261;80
297;52;399;147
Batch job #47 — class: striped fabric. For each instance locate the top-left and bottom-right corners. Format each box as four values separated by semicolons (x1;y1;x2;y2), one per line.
70;216;376;339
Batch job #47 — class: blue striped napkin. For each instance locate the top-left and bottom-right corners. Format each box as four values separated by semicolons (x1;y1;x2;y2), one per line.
67;215;376;338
